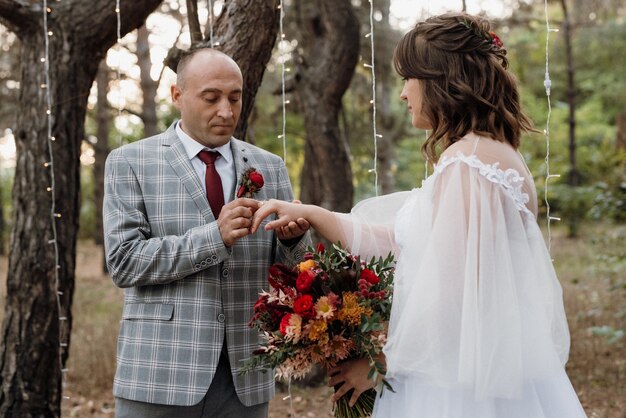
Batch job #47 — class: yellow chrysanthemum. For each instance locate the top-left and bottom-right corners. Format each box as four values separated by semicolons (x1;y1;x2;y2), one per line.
314;296;335;320
307;319;328;342
298;259;317;272
338;292;366;327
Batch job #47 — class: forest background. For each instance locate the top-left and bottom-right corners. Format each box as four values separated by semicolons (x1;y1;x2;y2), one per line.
0;0;624;417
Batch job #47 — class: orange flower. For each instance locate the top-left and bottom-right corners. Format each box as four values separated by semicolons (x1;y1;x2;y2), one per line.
338;292;366;327
298;259;317;272
307;319;328;342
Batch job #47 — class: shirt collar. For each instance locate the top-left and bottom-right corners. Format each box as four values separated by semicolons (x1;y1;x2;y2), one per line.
175;120;233;164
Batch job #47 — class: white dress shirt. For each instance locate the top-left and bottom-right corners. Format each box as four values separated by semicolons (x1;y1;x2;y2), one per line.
176;121;236;205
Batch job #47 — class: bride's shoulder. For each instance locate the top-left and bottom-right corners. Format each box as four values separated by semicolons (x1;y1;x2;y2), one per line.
440;132;484;159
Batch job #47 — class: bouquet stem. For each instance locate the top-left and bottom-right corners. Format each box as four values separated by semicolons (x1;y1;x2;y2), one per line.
332;388;376;418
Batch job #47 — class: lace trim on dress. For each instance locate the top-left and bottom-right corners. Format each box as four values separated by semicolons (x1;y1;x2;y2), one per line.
435;152;534;218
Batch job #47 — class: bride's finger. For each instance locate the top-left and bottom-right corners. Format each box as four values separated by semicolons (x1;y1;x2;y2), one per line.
331;382;352;403
250;203;275;232
263;217;292;231
348;389;363;407
327;373;345;387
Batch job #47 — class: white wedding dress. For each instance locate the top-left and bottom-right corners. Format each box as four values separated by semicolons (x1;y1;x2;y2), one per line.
336;133;587;418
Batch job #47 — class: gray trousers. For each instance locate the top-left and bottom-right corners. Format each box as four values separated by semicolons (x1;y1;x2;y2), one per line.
115;344;269;418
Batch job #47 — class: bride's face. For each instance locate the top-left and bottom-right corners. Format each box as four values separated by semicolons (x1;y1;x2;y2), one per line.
400;78;432;130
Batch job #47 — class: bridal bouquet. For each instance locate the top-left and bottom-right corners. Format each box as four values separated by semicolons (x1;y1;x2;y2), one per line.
241;243;395;418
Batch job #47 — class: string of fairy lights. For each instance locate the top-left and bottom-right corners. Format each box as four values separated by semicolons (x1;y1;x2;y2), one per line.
115;0;123;145
278;0;288;162
41;0;70;402
365;0;381;196
543;0;561;252
276;2;292;412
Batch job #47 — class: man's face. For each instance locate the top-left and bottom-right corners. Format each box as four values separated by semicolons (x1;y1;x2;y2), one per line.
171;51;243;148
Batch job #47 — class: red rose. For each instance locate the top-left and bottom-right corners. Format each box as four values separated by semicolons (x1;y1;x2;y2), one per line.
360;269;380;285
253;294;269;312
279;313;292;335
316;243;325;253
293;294;315;318
296;270;316;293
237;167;264;198
249;170;264;188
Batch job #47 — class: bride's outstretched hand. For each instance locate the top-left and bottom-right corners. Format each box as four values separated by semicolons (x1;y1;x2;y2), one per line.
250;199;309;234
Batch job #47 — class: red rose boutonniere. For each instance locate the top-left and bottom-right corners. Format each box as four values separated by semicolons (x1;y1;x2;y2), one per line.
237;167;264;198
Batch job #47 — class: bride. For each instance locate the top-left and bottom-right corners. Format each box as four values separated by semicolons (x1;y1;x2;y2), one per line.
251;12;587;417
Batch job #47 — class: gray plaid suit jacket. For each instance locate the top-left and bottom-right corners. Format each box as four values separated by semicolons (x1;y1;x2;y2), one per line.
103;123;309;407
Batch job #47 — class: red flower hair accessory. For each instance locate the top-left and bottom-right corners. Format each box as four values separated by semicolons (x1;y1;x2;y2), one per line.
237;167;264;198
489;31;503;48
460;19;504;49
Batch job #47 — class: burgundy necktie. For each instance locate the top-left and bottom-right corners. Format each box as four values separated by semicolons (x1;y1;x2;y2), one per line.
197;150;225;217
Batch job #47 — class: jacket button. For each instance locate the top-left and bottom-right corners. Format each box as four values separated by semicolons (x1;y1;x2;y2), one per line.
217;313;226;323
222;268;229;278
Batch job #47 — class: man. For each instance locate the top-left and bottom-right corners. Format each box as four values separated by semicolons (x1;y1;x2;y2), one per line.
104;48;310;417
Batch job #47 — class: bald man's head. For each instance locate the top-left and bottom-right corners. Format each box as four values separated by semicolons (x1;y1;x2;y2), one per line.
176;48;242;90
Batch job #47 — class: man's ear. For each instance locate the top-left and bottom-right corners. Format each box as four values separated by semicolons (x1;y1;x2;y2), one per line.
171;84;182;108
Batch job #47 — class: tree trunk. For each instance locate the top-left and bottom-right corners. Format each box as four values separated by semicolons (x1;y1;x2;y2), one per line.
162;0;281;143
212;0;281;142
0;1;162;416
94;60;111;276
137;24;159;137
294;0;359;212
560;0;579;187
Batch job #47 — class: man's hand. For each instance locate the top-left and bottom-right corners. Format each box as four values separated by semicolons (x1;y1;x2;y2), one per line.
275;200;310;241
217;198;261;247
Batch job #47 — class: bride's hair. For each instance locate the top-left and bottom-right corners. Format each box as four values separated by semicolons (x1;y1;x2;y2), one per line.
393;12;537;162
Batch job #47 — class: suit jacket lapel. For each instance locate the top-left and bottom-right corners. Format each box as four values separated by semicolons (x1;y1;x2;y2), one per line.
231;139;251;201
230;139;270;201
162;125;215;222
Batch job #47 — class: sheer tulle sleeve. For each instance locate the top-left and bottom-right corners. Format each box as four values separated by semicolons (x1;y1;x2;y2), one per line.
334;191;413;260
383;158;571;400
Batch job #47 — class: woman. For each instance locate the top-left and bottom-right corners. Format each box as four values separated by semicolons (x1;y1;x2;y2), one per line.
251;13;587;417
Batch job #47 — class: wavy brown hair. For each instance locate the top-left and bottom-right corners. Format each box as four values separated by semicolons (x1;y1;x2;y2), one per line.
393;13;537;162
